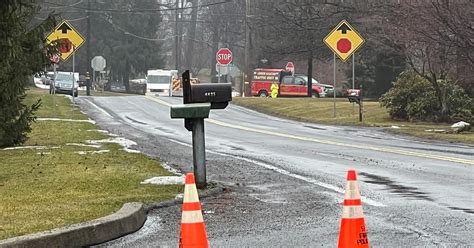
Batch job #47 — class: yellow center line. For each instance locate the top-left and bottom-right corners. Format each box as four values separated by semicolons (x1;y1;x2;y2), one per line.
144;96;474;165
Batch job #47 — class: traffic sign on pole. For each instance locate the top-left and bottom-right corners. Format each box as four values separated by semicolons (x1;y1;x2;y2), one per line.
216;48;233;65
91;56;106;71
324;20;364;62
46;20;85;61
285;62;295;74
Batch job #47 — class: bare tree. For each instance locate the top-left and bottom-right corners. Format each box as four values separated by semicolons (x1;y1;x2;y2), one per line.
382;0;474;117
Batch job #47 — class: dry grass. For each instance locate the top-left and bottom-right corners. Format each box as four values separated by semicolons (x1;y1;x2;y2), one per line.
0;88;181;240
232;97;473;143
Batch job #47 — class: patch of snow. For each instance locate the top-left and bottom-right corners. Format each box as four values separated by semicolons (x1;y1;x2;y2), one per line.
175;193;184;199
36;152;51;155
87;129;109;134
66;143;101;148
75;150;110;155
141;176;185;185
451;121;471;132
87;137;137;148
34;83;50;90
391;125;400;129
124;148;141;153
3;146;48;150
160;162;183;175
37;118;96;124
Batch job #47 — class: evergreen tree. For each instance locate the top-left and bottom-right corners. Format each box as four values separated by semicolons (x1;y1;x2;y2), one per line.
0;0;56;147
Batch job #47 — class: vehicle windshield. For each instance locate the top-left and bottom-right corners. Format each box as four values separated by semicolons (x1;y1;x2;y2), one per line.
147;75;170;84
311;78;321;84
56;73;74;82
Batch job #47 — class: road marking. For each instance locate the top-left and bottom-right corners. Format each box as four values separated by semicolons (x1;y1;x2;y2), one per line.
146;96;473;165
207;119;473;165
84;99;113;118
167;138;386;207
37;118;96;123
145;95;172;107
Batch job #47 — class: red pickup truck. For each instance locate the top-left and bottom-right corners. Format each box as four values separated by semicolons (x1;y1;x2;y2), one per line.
250;68;324;97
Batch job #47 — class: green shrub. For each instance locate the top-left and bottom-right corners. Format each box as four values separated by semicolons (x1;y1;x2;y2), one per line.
380;71;473;122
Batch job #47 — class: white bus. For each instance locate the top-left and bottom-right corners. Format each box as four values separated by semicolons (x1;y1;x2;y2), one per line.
146;69;178;96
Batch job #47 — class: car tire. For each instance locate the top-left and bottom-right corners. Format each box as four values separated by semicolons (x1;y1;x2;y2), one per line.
311;91;320;98
258;90;268;97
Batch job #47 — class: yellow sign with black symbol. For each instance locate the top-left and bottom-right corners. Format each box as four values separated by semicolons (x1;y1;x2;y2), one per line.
46;20;85;61
324;20;364;62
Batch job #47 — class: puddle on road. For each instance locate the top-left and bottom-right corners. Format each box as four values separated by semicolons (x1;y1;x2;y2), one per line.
225;144;246;151
360;172;474;215
125;116;148;125
447;206;474;215
359;172;434;201
303;125;327;131
391;145;474;156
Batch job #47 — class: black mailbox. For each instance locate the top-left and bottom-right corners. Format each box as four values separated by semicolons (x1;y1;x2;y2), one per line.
190;83;232;109
347;89;361;104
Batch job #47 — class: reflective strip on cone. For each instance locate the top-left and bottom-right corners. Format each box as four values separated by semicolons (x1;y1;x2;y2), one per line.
344;181;361;200
342;205;364;219
181;210;205;224
184;183;200;203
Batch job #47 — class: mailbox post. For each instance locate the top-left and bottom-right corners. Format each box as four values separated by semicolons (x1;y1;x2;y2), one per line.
347;86;363;122
170;70;232;188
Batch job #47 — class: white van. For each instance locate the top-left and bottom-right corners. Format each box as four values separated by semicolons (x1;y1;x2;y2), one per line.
50;71;79;97
146;69;178;96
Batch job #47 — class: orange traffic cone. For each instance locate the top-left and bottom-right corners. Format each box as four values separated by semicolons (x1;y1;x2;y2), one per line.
338;169;369;248
179;173;209;248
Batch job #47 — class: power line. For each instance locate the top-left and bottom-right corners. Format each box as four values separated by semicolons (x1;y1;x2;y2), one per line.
42;0;232;13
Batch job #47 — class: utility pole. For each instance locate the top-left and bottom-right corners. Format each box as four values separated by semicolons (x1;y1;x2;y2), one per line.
185;0;198;71
86;0;91;96
244;0;250;96
174;0;179;71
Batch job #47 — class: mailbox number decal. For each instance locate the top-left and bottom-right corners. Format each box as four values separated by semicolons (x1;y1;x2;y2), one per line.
204;92;216;97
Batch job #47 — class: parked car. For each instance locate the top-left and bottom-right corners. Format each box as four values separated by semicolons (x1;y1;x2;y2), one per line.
49;71;79;97
250;68;324;97
295;74;334;97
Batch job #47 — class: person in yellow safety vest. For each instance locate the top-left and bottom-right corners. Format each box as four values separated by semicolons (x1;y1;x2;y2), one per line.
271;82;279;98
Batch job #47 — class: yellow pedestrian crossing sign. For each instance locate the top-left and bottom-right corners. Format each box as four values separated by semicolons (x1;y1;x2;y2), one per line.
46;20;85;61
324;20;364;62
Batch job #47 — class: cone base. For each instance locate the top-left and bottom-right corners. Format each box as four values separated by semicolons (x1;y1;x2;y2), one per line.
338;218;369;248
179;222;209;248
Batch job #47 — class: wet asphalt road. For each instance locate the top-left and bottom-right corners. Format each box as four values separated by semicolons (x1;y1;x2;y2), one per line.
76;94;474;247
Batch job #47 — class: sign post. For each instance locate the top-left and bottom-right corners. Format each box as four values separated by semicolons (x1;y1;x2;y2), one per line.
72;45;76;103
285;62;295;75
46;20;85;104
216;48;233;84
91;56;106;93
324;20;364;118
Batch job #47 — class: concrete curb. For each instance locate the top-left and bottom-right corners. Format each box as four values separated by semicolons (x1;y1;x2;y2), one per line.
144;183;227;212
0;202;146;248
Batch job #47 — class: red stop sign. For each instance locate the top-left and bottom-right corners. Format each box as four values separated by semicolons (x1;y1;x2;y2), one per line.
59;38;72;53
216;48;233;65
337;38;351;53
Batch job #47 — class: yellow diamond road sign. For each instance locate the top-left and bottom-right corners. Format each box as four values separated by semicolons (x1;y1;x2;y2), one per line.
46;20;85;61
324;20;364;62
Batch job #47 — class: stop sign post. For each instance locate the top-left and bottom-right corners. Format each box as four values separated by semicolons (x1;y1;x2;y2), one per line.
216;48;232;83
285;62;295;75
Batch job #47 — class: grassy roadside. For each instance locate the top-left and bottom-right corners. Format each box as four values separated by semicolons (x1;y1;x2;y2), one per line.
232;97;474;143
0;88;181;240
78;90;134;97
